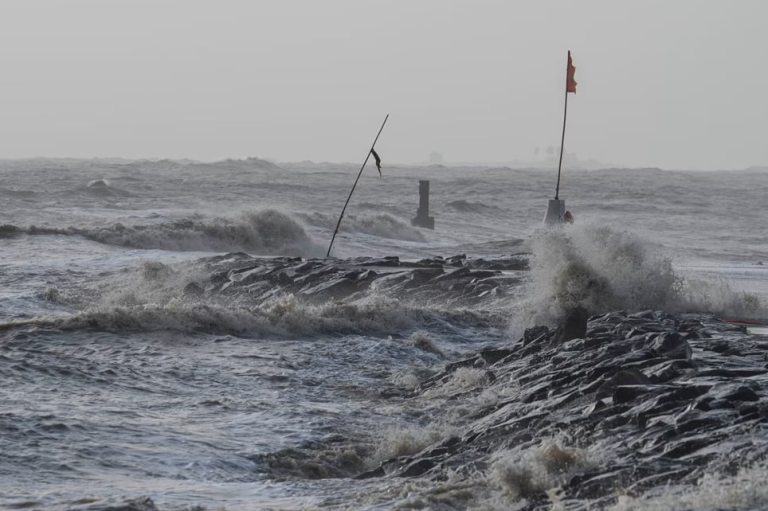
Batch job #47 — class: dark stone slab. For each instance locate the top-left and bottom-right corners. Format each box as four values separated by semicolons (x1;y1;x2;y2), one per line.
553;306;589;344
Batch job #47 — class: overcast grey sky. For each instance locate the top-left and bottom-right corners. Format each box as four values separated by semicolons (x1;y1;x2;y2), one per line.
1;0;766;169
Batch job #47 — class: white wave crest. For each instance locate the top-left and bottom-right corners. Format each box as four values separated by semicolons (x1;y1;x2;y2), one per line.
78;209;323;256
517;222;763;328
40;260;418;336
48;296;422;338
369;423;459;465
79;178;134;197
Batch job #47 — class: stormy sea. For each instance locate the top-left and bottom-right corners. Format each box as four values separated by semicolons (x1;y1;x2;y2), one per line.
1;158;767;511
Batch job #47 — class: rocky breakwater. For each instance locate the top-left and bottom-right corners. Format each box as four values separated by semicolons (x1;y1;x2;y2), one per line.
360;310;768;507
198;252;529;307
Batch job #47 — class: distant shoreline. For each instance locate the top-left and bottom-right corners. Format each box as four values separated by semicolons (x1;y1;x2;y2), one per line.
0;156;765;174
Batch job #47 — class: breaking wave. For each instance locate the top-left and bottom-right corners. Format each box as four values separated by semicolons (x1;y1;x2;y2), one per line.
299;211;425;242
517;222;763;328
23;210;322;256
1;257;499;338
490;441;595;501
78;179;134;197
1;298;426;339
76;210;319;254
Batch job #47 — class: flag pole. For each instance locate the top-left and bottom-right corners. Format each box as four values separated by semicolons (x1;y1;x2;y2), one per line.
326;114;389;258
554;51;570;200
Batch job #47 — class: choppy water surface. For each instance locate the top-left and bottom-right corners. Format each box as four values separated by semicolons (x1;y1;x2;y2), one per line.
1;158;767;510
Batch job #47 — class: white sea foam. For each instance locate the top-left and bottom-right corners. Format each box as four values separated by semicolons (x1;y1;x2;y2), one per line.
408;331;444;357
94;260;210;308
2;259;418;336
422;367;491;399
370;423;459;465
369;440;596;510
20;257;506;339
489;440;596;502
391;368;432;390
515;222;764;329
609;463;768;511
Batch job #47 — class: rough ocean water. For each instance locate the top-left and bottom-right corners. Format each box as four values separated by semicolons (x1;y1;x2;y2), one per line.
1;158;767;511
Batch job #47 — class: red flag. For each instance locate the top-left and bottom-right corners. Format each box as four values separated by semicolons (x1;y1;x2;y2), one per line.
566;51;577;94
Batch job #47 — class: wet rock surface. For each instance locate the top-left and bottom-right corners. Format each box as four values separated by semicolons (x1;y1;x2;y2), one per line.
356;311;768;507
198;252;528;307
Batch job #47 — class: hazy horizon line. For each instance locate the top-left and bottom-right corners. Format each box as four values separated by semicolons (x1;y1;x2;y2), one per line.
1;155;766;173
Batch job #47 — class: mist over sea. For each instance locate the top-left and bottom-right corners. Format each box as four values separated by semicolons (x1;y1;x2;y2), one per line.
1;158;767;510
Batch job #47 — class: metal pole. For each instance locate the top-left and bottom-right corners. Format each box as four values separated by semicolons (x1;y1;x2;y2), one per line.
326;114;389;258
555;52;569;200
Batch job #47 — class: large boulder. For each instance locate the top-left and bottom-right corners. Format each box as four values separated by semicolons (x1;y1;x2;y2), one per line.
553;306;589;344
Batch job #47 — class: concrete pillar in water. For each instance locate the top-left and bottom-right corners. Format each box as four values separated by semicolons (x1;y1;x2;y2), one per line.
411;180;435;229
543;199;565;225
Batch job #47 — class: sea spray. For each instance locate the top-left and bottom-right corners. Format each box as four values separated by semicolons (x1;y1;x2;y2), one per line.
515;221;763;331
369;423;461;466
422;367;491;399
490;441;595;500
29;254;514;339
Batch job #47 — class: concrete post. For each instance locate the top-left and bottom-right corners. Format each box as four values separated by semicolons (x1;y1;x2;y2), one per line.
543;199;565;225
411;180;435;229
418;181;429;218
